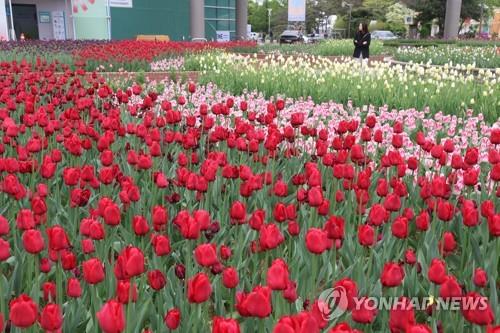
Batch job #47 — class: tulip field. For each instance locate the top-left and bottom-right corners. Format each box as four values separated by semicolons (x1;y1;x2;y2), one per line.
0;40;499;333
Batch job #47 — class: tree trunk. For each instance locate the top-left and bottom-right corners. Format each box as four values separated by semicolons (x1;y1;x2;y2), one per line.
443;0;462;39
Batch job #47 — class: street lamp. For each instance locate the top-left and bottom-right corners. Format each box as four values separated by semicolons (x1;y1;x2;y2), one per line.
478;1;484;37
320;11;325;34
342;1;353;38
268;8;272;38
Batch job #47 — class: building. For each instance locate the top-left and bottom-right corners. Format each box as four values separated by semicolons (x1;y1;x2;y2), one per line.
0;0;248;41
490;8;500;37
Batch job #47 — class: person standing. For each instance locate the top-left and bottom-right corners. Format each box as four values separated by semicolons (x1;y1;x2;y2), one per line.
353;23;371;63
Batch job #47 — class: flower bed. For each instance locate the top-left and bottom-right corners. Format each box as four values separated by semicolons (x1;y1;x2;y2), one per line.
0;59;499;332
189;52;500;123
0;40;258;72
394;46;500;69
254;39;385;57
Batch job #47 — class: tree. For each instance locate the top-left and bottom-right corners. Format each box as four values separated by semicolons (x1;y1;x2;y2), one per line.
305;0;350;33
363;0;397;21
249;1;268;32
386;2;416;25
386;2;416;35
405;0;485;36
248;0;287;34
349;7;376;36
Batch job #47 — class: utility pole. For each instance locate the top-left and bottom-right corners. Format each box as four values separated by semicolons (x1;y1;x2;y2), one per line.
342;2;353;38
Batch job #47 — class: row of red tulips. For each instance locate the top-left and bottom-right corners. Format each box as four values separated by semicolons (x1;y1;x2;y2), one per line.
74;40;257;66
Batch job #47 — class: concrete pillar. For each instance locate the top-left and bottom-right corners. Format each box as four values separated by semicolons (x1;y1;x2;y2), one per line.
190;0;205;40
443;0;462;40
236;0;248;40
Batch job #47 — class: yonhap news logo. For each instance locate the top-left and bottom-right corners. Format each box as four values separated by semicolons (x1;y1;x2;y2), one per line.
318;287;489;322
318;286;350;321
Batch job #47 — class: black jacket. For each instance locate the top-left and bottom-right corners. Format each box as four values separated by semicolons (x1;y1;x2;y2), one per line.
353;31;371;59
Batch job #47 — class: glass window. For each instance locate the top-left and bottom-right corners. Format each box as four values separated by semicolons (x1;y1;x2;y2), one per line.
205;7;217;19
218;0;230;7
217;8;230;19
206;20;217;32
217;20;230;30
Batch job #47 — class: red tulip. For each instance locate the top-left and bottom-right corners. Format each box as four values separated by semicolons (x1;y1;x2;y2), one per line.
368;204;388;226
439;275;462;299
83;258;105;284
230;201;246;223
40;303;63;331
147;269;167;291
259;223;285;250
152;205;168;230
132;215;150;236
22;229;44;254
282;280;298;303
391;216;409;239
116;280;138;304
307;187;324;207
187;273;212;303
428;258;447;285
9;294;38;328
0;238;10;261
219;245;232;260
351;297;377;324
380;262;405;287
274;312;319;333
439;231;456;255
415;211;430;231
236;285;272;318
97;300;126;333
461;292;494;326
194;243;218;267
358;224;375;247
249;209;265;230
324;215;345;240
0;215;9;235
473;268;488;288
305;228;332;254
212;316;241;333
16;209;35;230
151;234;171;256
222;267;239;289
488;214;500;236
114;246;145;280
46;225;70;251
67;278;82;298
407;324;432;333
266;258;289;290
384;193;401;212
164;308;181;330
328;322;363;333
389;297;415;332
42;281;56;302
334;278;358;310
